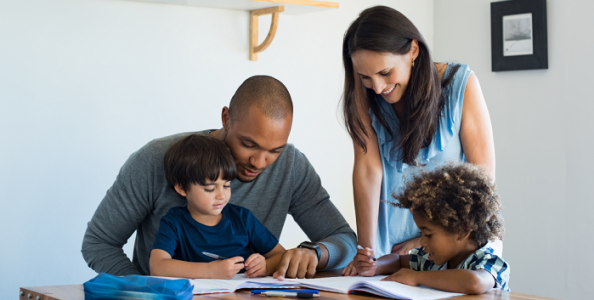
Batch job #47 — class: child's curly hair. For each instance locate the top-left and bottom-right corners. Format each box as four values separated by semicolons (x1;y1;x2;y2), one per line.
391;162;504;246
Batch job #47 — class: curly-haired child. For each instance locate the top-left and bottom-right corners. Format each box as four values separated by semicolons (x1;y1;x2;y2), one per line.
353;163;510;294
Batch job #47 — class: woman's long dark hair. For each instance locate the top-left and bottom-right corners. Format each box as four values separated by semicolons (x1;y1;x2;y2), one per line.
342;6;458;166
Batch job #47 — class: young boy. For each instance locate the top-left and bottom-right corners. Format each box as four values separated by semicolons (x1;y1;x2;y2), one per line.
149;134;285;279
354;163;510;294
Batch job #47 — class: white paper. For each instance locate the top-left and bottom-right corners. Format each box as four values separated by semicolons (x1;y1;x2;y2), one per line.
188;275;300;294
287;276;385;293
351;280;464;300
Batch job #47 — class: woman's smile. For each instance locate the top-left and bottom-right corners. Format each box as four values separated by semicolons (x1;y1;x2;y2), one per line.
381;84;396;96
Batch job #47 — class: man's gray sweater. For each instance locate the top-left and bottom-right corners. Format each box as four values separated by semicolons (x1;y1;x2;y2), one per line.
81;131;356;275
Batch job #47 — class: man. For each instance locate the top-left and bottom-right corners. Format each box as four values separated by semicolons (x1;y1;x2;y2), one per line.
82;75;356;279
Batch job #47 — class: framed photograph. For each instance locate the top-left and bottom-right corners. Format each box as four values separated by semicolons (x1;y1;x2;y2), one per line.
491;0;548;71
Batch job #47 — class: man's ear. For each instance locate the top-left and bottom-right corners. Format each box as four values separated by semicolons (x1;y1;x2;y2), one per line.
221;106;231;131
174;184;187;197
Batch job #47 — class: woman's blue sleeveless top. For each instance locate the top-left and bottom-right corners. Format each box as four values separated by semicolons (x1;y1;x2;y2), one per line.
370;63;473;257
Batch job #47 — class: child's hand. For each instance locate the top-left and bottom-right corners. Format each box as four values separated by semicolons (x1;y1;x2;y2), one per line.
209;257;245;279
244;253;266;278
381;268;419;286
354;247;377;277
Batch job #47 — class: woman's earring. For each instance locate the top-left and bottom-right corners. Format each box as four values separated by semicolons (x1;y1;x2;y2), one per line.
412;59;415;68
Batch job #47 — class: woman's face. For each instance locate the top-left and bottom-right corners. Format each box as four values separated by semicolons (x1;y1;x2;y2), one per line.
351;48;416;105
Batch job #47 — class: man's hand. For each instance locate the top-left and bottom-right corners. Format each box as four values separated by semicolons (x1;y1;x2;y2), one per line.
391;237;421;255
381;268;419;286
209;257;245;279
273;248;318;280
244;253;267;278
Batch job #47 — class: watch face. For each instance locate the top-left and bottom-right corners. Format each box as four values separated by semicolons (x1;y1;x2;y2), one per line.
299;241;321;260
300;242;317;248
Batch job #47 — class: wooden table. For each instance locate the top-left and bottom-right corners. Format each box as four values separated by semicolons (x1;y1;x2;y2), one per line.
18;284;558;300
19;271;559;300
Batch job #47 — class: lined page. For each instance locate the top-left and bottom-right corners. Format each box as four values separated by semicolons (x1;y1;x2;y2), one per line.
288;276;386;293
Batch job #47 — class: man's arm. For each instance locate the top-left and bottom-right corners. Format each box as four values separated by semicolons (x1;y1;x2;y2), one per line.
81;146;155;275
288;149;357;270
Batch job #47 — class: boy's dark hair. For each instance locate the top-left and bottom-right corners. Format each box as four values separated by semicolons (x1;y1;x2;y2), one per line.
391;163;504;246
164;134;237;193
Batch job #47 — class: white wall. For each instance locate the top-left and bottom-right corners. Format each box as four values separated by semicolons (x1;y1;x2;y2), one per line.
433;1;594;299
0;0;433;298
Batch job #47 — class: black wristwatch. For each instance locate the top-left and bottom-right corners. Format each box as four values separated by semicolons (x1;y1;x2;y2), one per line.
298;241;321;261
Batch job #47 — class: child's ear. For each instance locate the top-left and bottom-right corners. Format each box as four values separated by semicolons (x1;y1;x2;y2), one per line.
458;230;472;242
174;184;187;197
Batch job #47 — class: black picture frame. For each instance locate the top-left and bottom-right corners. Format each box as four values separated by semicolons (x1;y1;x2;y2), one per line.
491;0;548;72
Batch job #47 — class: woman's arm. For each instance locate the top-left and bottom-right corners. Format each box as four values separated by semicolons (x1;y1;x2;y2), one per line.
340;76;384;276
353;138;383;249
347;92;384;276
350;88;383;250
460;73;496;180
149;249;245;279
384;268;495;294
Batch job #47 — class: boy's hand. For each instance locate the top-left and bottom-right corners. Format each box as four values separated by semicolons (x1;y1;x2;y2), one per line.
382;268;419;286
244;253;266;278
353;247;376;277
209;257;245;279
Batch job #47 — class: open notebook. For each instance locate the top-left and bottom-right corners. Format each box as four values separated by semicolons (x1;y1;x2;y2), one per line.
159;274;300;294
161;275;463;299
290;276;464;300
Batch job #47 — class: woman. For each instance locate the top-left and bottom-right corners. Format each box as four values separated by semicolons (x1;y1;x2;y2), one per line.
340;6;497;276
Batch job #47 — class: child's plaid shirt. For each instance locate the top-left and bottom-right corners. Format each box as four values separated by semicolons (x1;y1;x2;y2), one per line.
409;243;510;291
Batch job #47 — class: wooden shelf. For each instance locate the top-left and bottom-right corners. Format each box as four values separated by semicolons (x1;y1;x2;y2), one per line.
128;0;338;15
126;0;339;60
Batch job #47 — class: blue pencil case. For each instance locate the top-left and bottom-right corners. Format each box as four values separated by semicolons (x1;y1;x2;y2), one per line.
83;273;194;300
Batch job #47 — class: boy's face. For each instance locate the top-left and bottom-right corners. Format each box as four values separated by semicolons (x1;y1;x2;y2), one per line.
223;106;292;182
412;211;472;267
175;175;231;225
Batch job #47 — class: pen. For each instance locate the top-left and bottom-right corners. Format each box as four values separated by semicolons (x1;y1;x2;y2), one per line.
357;245;377;261
262;291;320;298
202;251;228;260
251;290;319;294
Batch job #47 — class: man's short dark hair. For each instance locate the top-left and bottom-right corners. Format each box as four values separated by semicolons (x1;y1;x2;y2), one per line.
164;134;237;192
229;75;293;122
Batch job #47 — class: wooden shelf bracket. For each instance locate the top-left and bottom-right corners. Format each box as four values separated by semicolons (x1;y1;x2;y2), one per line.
249;6;284;61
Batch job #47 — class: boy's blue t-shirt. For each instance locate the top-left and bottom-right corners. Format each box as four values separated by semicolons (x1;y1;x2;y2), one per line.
152;204;278;262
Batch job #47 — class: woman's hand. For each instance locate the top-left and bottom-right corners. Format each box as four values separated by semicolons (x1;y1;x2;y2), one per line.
342;247;378;276
391;237;421;255
245;253;267;278
353;247;377;276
